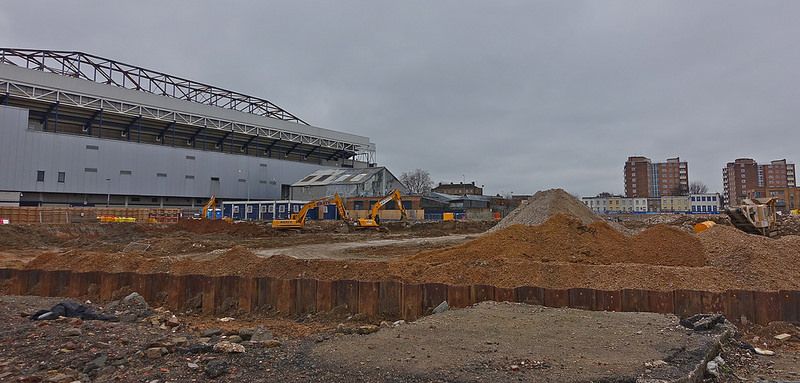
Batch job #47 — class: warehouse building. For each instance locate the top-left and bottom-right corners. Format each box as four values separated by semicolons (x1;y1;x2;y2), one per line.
289;167;407;201
0;49;375;207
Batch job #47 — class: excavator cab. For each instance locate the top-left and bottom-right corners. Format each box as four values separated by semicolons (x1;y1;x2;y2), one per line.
271;193;350;230
356;189;408;229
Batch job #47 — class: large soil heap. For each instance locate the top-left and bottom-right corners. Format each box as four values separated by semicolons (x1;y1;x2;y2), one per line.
491;188;599;231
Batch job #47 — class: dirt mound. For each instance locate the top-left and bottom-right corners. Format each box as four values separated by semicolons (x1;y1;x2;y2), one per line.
698;225;800;291
172;220;267;237
405;214;705;268
492;189;599;231
171;246;263;276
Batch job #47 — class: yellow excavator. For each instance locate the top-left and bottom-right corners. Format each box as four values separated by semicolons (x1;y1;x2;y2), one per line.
271;193;350;230
202;195;218;220
356;189;407;229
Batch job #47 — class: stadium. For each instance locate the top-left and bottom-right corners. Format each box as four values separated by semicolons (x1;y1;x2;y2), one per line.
0;48;375;207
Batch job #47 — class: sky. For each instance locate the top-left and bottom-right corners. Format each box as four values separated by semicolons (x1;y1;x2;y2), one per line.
1;1;798;197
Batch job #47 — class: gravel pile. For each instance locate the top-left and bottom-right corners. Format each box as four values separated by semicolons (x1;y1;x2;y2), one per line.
491;189;599;231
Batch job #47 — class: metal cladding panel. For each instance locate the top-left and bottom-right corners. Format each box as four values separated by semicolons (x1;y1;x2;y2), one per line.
673;290;704;318
515;286;545;306
402;284;423;320
594;290;622;312
543;289;569;308
335;280;359;314
753;291;782;325
422;283;447;312
0;105;332;200
725;290;755;324
569;288;596;311
378;281;402;318
780;291;800;322
445;285;471;309
621;289;650;312
357;281;380;318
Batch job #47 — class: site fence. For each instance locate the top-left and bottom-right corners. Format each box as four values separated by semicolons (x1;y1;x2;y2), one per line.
1;269;797;325
0;207;181;224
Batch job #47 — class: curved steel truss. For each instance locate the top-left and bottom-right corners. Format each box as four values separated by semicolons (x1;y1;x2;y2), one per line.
0;48;307;124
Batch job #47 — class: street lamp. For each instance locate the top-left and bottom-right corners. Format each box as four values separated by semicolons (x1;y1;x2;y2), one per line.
105;178;111;207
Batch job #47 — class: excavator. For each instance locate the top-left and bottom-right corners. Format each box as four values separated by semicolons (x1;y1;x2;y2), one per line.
202;195;219;220
726;197;779;237
356;189;408;229
271;193;350;230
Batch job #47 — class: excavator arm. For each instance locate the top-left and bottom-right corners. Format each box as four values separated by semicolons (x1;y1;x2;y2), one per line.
202;195;216;220
272;193;351;230
358;189;407;228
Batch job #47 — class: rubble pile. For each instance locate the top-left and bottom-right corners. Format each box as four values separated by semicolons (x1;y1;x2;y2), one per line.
491;189;600;231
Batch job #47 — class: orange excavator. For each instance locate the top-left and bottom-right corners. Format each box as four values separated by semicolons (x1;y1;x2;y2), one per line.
356;189;407;229
271;193;350;230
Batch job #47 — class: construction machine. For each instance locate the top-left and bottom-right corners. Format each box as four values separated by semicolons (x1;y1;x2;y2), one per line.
356;189;407;229
271;193;350;230
726;197;779;237
201;195;220;220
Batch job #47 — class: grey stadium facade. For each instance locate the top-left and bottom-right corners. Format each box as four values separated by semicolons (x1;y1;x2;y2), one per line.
0;49;375;208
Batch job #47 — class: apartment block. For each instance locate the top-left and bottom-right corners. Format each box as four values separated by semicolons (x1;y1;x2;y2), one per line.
624;156;688;198
723;159;796;206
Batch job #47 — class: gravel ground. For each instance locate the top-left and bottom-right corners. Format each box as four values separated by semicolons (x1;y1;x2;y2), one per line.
0;295;755;383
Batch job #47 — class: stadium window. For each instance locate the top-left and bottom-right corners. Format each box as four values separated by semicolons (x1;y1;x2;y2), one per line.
157;173;167;178
260;205;267;213
268;205;275;213
233;206;239;214
293;205;300;213
246;205;253;213
58;172;65;183
36;170;45;182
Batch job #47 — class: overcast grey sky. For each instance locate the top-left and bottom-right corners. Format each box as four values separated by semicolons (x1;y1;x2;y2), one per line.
2;1;798;196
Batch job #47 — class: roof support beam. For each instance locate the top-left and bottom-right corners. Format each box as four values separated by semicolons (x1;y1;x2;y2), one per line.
264;139;279;156
188;126;204;147
240;135;258;152
122;115;141;141
0;93;7;105
40;102;58;130
285;142;301;157
216;131;232;151
304;145;320;160
157;121;176;144
83;109;102;134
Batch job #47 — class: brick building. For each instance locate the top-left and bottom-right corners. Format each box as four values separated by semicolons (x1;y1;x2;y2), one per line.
723;159;796;206
624;156;688;198
432;181;483;196
748;186;800;212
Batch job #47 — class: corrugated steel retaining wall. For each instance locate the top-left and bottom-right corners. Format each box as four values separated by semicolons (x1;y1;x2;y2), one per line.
1;269;798;324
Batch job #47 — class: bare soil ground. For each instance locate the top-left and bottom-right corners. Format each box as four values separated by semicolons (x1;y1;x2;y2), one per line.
10;214;800;292
3;295;778;383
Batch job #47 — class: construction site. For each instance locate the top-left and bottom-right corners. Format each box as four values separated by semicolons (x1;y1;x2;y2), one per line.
0;49;799;382
0;189;799;382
